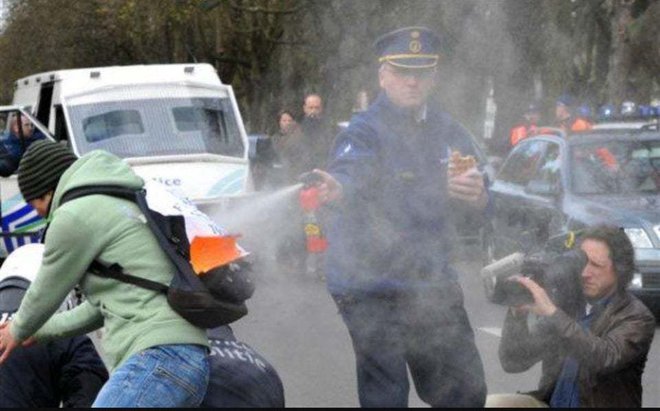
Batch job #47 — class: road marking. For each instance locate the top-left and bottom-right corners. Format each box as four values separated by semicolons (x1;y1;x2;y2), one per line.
479;327;502;338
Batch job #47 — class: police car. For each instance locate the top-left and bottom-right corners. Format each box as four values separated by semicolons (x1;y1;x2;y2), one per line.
484;127;660;316
592;102;659;131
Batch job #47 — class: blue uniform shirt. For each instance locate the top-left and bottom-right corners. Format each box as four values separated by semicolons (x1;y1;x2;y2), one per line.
3;130;47;164
325;93;489;296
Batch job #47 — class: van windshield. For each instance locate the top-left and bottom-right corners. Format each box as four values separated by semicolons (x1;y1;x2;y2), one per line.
67;97;245;158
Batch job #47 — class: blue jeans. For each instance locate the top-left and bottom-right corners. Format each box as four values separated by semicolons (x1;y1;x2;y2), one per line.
93;344;209;408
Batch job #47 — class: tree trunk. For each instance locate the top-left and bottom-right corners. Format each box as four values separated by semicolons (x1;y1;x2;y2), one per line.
606;0;635;104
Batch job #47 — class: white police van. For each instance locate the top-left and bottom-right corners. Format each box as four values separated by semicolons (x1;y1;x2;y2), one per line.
0;63;256;258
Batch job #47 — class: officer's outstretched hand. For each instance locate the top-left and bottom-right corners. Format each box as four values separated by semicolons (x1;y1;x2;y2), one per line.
448;167;487;209
312;169;343;204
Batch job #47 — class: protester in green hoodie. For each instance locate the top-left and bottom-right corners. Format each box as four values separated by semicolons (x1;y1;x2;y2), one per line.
0;140;210;407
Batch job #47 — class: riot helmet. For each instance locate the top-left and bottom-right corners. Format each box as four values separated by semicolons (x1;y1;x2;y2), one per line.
0;244;44;313
0;244;76;315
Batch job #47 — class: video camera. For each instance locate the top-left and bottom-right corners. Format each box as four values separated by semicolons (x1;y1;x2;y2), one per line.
480;232;588;314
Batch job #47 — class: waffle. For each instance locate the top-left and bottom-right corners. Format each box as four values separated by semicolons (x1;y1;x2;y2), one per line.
448;150;477;177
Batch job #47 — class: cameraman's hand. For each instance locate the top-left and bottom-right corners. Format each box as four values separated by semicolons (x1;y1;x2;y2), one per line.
511;276;557;317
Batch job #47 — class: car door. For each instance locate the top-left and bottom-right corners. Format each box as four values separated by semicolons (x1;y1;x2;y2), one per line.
490;139;550;258
521;141;568;246
0;106;55;258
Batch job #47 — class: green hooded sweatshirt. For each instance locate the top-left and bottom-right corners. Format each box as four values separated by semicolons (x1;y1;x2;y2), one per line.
11;150;208;370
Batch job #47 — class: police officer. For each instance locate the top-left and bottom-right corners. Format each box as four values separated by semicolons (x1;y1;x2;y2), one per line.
555;95;593;132
312;26;488;407
0;244;108;408
201;325;285;408
510;102;541;146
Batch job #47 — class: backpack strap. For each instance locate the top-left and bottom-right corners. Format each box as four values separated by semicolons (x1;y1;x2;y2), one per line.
60;185;139;205
59;185;170;294
88;261;169;294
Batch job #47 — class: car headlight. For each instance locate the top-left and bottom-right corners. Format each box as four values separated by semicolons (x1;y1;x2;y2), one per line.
624;228;653;249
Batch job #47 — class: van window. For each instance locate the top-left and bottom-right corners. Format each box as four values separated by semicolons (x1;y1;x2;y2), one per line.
172;107;221;132
498;140;548;186
82;110;144;142
67;97;244;159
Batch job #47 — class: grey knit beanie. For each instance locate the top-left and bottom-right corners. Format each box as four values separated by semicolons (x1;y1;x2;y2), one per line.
17;140;78;201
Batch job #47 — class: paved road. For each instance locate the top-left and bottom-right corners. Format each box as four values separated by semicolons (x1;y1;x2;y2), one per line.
232;255;660;407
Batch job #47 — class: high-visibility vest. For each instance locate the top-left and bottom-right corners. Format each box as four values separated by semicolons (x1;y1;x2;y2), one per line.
570;117;593;131
510;123;540;146
509;125;528;146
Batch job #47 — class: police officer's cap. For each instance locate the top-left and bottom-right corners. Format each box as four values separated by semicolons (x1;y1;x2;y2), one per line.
374;26;441;69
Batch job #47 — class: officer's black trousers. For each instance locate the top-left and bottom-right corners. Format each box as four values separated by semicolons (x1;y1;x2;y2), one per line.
334;280;487;408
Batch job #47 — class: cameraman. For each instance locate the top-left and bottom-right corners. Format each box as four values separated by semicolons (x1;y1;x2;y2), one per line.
490;225;656;408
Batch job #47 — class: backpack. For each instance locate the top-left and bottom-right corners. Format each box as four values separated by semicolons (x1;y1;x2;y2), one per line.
58;181;255;329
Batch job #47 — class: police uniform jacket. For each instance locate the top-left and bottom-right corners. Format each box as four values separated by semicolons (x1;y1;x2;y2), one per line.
200;326;284;408
0;312;108;408
3;131;46;164
325;92;489;296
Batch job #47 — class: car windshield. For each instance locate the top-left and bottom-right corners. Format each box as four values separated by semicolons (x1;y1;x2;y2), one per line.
66;96;245;158
570;138;660;194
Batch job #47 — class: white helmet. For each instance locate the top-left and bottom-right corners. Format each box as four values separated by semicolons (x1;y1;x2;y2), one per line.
0;244;77;313
0;243;44;284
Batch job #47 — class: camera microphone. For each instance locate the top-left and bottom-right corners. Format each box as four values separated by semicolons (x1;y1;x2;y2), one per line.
480;252;525;282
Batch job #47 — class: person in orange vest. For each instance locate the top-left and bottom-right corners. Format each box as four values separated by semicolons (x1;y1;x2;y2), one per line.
557;96;617;170
509;102;541;146
555;95;593;132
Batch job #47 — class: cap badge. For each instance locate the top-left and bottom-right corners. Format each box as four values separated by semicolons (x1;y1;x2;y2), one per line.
409;30;422;53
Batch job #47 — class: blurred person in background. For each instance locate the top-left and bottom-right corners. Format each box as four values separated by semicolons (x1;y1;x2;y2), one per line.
271;109;304;184
269;109;308;276
510;102;542;146
311;26;488;407
300;93;336;171
250;110;298;191
489;225;655;408
555;95;593;132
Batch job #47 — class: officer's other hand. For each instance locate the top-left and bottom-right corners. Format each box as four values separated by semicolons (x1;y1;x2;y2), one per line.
448;167;487;209
511;275;557;317
0;321;22;364
312;169;343;204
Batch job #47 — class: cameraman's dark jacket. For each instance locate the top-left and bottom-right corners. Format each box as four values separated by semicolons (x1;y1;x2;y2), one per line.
499;291;655;407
